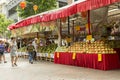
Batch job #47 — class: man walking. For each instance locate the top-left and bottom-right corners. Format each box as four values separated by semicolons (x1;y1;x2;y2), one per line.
32;38;38;61
27;41;35;64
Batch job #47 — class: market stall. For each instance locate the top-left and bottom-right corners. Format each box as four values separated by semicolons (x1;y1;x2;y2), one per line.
8;0;120;70
55;41;120;70
54;52;120;70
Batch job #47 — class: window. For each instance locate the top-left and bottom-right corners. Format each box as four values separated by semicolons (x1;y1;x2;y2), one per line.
58;1;67;7
8;6;17;16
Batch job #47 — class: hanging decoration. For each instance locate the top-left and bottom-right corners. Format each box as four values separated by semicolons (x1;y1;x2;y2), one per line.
75;26;80;31
86;35;92;41
19;1;26;9
81;11;87;18
33;5;38;13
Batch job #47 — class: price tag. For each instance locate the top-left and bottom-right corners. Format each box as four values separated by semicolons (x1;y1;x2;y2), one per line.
72;52;76;60
86;35;92;40
98;54;102;61
75;26;80;31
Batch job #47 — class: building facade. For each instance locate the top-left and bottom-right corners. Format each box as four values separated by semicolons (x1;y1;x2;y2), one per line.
6;0;22;22
1;0;68;22
0;0;22;22
58;0;68;7
58;0;80;7
58;0;86;6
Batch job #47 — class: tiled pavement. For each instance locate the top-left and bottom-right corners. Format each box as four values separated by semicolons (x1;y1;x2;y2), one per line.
0;53;120;80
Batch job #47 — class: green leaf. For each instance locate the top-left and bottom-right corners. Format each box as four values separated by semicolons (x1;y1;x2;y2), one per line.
0;14;13;37
17;0;57;18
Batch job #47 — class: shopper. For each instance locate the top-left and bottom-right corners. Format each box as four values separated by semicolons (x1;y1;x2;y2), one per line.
32;38;38;61
27;41;35;64
10;37;18;67
0;40;6;63
0;41;7;63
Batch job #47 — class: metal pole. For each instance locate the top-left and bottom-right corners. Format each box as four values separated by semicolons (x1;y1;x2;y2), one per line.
68;16;70;35
60;19;62;46
88;10;91;35
60;19;62;37
72;20;74;42
67;16;70;46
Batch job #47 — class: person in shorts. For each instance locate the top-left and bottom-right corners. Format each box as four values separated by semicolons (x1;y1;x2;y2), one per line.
10;37;18;67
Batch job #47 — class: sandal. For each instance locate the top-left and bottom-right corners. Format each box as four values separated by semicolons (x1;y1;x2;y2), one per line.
12;64;14;67
4;61;7;63
14;63;17;66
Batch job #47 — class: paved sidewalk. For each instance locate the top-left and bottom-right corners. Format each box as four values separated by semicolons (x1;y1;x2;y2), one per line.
0;53;120;80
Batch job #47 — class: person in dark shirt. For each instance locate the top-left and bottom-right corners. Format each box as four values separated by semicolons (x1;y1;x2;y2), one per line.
0;40;6;63
27;41;35;64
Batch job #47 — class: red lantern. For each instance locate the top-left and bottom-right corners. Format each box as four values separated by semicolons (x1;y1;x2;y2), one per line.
81;11;87;18
19;1;26;9
33;5;38;11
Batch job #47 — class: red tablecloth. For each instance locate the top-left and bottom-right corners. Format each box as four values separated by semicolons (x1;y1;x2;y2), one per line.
54;52;120;70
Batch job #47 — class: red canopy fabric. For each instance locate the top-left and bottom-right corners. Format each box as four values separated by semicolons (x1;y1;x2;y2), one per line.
8;0;120;30
41;4;77;22
77;0;119;12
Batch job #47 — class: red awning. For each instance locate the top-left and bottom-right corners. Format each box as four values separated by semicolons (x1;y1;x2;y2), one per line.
8;0;120;30
77;0;119;12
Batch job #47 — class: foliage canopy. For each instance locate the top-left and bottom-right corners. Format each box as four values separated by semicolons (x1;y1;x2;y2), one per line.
17;0;57;18
0;14;13;38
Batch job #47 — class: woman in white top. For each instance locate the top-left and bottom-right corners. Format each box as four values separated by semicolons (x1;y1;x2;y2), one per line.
10;37;18;67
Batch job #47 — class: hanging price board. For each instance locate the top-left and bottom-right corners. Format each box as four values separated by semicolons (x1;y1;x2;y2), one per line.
75;26;80;31
86;35;92;40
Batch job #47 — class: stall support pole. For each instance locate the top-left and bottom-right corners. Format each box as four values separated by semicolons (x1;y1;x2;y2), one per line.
68;16;70;46
68;16;70;35
88;10;91;35
60;19;62;46
72;20;75;42
60;19;62;37
37;32;39;38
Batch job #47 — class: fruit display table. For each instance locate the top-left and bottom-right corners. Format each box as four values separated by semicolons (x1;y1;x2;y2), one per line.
54;52;120;70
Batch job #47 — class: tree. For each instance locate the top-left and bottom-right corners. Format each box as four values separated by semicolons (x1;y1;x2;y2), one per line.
17;0;57;18
0;14;13;38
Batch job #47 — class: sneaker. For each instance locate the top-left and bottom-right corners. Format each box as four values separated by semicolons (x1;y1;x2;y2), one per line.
12;64;14;67
14;63;17;66
31;62;33;64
